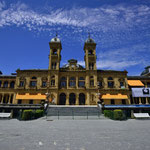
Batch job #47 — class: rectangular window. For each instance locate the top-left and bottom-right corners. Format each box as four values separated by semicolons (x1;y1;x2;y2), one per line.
122;99;126;104
30;81;37;87
61;81;66;87
51;80;55;86
111;99;115;105
18;99;22;104
42;81;46;87
69;81;76;87
98;81;102;88
147;82;150;87
108;82;114;88
79;81;85;87
90;80;94;86
29;100;33;104
19;81;24;87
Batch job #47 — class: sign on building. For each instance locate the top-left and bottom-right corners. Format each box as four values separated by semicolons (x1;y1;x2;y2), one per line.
132;88;150;97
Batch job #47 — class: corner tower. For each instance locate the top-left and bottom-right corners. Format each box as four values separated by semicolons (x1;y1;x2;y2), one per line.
84;35;97;70
49;35;62;70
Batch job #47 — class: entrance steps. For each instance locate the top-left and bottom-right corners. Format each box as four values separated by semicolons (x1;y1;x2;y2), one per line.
47;105;101;117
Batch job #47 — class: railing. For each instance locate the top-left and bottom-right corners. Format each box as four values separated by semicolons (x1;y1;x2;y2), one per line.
46;111;101;120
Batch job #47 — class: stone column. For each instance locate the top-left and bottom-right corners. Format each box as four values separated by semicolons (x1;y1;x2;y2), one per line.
76;76;78;89
86;93;90;105
67;76;69;89
0;94;4;104
146;97;149;104
75;93;79;105
66;93;69;105
128;99;131;105
8;94;11;104
139;97;142;104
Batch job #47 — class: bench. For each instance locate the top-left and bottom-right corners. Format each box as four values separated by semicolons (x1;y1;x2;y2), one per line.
0;113;11;119
133;113;150;119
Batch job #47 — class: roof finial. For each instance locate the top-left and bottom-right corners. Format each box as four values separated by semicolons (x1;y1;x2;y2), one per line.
88;32;91;39
56;31;58;37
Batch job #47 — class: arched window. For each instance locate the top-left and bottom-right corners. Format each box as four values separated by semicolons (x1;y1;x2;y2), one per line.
52;62;57;69
89;63;94;70
90;76;94;86
88;50;93;55
51;76;55;86
30;77;37;87
108;77;114;88
10;81;15;88
3;81;8;88
41;77;47;87
52;49;57;55
79;77;85;87
0;80;2;87
60;77;66;88
119;78;125;88
97;77;103;88
31;77;37;80
69;77;76;87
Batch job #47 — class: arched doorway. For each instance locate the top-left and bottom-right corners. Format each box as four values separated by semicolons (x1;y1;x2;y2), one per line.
59;93;66;105
69;93;76;105
79;93;85;105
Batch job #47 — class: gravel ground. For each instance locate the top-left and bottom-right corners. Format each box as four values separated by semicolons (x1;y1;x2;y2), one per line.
0;118;150;150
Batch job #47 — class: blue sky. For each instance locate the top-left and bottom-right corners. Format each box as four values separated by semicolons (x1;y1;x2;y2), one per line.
0;0;150;75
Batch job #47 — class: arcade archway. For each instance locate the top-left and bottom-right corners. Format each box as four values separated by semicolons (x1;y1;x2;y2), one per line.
69;93;76;105
79;93;85;105
59;93;66;105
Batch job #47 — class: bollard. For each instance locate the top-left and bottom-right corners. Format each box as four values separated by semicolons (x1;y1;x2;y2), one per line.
72;111;74;120
87;112;88;120
58;111;59;120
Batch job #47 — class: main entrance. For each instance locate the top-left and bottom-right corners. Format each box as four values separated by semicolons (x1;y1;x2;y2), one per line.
59;93;66;105
79;93;85;105
69;93;76;105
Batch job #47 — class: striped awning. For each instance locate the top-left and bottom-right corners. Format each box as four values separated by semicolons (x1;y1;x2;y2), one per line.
102;94;128;99
16;93;46;100
128;80;144;87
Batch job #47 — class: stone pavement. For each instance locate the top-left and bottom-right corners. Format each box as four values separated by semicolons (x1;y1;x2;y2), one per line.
0;118;150;150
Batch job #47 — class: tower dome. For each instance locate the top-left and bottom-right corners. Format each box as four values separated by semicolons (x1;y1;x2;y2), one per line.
85;33;95;43
50;33;61;43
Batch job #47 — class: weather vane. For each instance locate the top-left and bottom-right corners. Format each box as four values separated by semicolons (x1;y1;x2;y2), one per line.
88;32;91;39
56;31;58;37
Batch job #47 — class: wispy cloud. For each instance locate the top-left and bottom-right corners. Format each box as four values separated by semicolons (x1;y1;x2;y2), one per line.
0;1;150;33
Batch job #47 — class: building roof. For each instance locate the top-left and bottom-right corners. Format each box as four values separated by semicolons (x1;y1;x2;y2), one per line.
141;66;150;76
127;80;144;87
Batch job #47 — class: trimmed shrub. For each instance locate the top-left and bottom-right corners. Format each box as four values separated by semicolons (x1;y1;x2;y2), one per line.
113;109;126;120
22;110;34;120
104;110;113;119
22;109;44;120
34;110;44;119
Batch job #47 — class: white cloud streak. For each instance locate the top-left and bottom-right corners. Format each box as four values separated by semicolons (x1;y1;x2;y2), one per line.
0;2;150;32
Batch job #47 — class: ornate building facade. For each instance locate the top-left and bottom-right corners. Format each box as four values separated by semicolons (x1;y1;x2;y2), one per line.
0;36;150;105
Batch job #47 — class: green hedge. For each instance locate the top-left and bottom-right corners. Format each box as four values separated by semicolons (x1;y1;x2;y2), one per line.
113;109;126;120
22;109;44;120
104;109;126;120
104;110;113;119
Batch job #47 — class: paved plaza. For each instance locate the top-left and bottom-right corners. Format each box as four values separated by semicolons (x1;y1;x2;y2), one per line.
0;118;150;150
